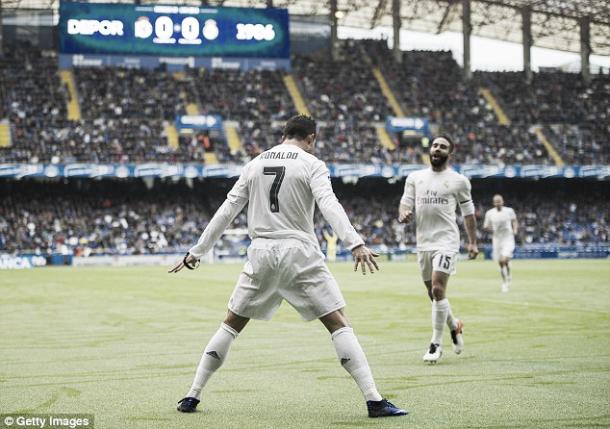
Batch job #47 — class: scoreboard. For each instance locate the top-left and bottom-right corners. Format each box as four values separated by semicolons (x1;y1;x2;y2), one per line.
58;1;290;60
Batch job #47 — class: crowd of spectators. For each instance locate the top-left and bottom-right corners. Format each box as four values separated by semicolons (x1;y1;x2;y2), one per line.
293;40;397;164
472;183;609;246
478;71;610;164
0;180;245;256
1;180;607;256
1;44;68;162
185;67;295;159
0;45;191;163
364;40;552;165
74;67;187;121
1;41;609;166
5;118;172;163
0;44;68;124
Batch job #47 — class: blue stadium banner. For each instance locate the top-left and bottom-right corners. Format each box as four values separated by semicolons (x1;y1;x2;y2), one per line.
58;53;291;71
385;116;431;137
0;164;609;180
482;244;610;260
175;114;224;130
0;254;48;269
58;1;290;59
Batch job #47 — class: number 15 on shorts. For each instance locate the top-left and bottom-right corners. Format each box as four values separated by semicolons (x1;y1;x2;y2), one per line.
433;253;456;275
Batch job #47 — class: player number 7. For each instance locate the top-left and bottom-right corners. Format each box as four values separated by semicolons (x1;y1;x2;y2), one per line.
263;166;286;213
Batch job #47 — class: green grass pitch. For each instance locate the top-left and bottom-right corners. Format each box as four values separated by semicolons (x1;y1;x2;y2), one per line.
1;259;609;429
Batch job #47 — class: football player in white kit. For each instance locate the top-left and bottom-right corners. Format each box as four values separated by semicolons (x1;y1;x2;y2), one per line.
398;136;479;363
169;115;407;418
483;194;518;292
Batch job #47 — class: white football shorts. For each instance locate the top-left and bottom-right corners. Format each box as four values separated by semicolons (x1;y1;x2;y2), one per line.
417;250;458;282
228;238;346;321
492;236;515;260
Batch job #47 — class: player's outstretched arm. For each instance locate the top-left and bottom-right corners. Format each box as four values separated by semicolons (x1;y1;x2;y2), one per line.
310;161;380;275
511;214;519;236
310;162;365;251
483;211;492;232
167;197;246;274
464;214;479;259
168;165;250;274
398;203;413;224
352;244;380;275
398;174;415;223
457;177;478;259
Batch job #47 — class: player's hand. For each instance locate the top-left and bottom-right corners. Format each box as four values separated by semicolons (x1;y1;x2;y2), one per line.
398;209;413;224
352;245;380;275
168;258;185;273
168;253;199;273
467;243;479;260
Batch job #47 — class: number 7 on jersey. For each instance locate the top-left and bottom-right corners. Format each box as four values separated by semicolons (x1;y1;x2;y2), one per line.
263;166;286;213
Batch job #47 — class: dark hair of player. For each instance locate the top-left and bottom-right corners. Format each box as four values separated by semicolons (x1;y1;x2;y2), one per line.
435;134;455;153
283;114;317;140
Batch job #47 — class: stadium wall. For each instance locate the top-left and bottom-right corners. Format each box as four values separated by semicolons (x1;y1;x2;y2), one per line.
1;163;609;180
2;244;609;270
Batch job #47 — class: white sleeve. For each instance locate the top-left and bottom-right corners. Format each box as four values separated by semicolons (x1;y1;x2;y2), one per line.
483;210;491;230
457;177;475;216
310;161;364;250
188;164;250;258
508;207;517;220
400;173;416;209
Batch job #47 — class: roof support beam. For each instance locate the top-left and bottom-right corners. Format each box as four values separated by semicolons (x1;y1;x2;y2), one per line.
451;0;609;27
580;16;591;84
392;0;401;63
0;0;3;55
462;0;472;80
371;0;388;29
437;1;455;34
330;0;338;61
521;5;532;84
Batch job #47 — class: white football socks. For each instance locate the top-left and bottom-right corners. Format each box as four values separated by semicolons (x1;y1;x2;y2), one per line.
331;327;383;402
445;300;457;331
431;299;449;345
186;323;239;399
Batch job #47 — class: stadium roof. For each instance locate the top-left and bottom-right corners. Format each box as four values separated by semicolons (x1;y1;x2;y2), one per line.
3;0;610;56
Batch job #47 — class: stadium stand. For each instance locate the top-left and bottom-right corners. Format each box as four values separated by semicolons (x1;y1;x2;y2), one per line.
74;67;187;121
1;41;608;166
1;41;608;257
364;40;553;165
1;180;607;255
0;43;68;163
479;71;610;164
292;40;397;164
183;67;296;159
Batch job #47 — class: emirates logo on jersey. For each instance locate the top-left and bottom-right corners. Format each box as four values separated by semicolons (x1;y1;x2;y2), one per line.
418;190;449;205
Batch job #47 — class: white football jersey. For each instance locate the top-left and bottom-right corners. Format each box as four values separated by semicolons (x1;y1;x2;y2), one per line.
400;168;474;252
189;144;363;257
483;207;516;240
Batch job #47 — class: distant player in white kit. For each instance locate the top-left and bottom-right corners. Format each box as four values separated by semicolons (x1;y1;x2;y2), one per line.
398;135;479;363
169;115;407;418
483;194;518;292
